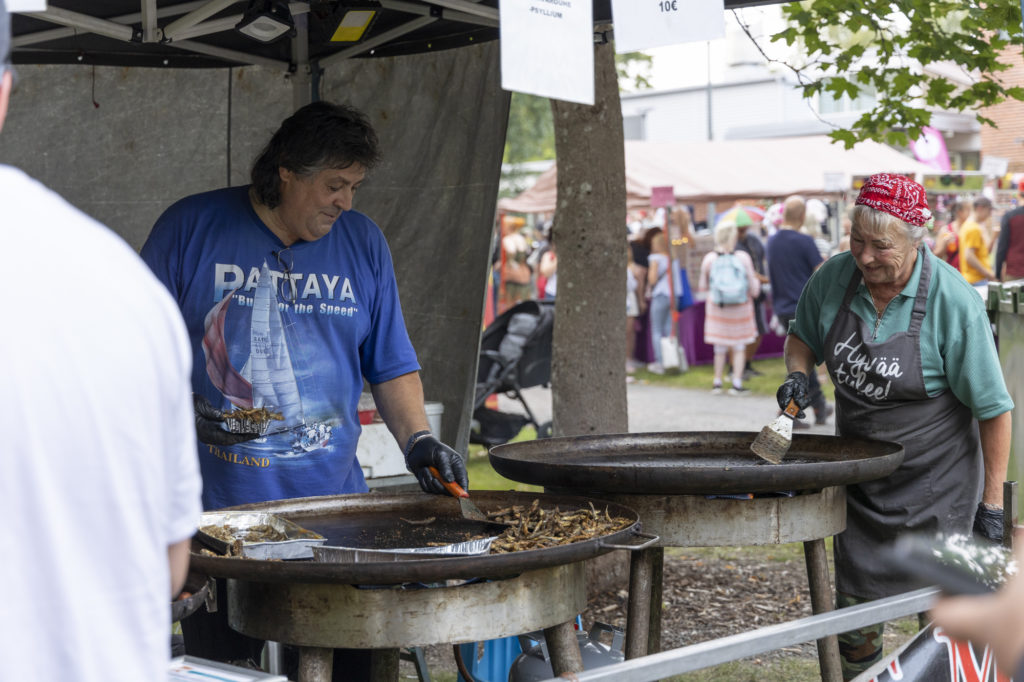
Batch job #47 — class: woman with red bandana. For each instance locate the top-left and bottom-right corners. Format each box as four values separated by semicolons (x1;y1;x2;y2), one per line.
775;173;1014;680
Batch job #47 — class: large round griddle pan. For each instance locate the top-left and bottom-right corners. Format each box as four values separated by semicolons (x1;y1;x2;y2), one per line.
189;490;649;585
489;432;904;495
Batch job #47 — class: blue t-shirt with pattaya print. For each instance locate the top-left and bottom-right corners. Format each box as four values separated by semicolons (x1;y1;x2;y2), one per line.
141;186;420;510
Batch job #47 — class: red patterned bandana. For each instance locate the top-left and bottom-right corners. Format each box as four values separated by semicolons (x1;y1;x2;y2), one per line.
855;173;931;226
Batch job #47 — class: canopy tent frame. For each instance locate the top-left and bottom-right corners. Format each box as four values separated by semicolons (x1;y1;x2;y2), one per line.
14;1;502;104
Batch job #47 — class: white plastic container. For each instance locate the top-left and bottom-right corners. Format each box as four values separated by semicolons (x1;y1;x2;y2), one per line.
357;399;443;481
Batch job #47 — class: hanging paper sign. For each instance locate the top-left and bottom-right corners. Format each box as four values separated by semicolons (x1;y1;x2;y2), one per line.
500;0;594;105
651;186;675;208
611;0;725;53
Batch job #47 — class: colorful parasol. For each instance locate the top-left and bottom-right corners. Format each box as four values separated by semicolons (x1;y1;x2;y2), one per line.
715;205;765;228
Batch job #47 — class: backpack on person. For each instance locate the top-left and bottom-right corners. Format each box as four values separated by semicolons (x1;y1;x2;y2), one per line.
708;252;748;305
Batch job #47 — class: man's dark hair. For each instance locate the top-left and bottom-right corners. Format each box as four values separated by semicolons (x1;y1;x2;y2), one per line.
251;101;381;208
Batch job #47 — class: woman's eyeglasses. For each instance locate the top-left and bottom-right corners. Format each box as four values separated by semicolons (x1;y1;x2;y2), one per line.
272;248;298;304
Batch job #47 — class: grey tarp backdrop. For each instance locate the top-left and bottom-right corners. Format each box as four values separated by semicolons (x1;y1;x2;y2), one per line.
0;42;509;452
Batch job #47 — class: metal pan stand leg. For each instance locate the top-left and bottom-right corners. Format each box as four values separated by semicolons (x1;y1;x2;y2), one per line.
400;648;431;682
803;538;842;682
648;547;664;655
298;646;333;682
544;620;584;675
626;546;657;659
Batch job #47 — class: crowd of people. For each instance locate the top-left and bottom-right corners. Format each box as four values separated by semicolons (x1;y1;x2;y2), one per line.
493;215;557;312
497;187;1016;422
618;196;836;421
924;191;1024;287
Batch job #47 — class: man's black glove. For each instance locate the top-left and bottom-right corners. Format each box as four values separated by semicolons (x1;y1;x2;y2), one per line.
776;371;812;420
972;502;1004;544
405;434;469;495
193;394;259;446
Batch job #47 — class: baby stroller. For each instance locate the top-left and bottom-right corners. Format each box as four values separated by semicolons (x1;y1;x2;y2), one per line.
470;299;555;446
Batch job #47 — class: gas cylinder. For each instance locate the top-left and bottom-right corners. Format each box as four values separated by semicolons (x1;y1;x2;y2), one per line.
507;622;624;682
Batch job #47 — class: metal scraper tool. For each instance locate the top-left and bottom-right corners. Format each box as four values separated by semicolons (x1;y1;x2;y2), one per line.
428;466;488;521
750;398;801;464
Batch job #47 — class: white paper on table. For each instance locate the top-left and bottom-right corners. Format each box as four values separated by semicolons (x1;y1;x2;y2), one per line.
500;0;595;105
611;0;726;53
169;657;287;681
8;0;47;10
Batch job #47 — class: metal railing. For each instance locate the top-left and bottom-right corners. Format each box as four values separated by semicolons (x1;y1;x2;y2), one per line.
539;587;940;682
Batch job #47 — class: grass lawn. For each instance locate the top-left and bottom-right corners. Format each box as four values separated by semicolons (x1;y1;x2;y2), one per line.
466;426;543;493
631;356;835;402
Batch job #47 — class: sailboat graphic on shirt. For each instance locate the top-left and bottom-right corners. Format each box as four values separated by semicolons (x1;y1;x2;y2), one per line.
202;260;332;455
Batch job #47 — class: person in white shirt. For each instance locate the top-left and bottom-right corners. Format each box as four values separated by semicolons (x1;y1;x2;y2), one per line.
0;4;203;680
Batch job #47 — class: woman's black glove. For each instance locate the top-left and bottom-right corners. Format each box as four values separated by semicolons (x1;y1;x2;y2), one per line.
405;434;469;495
193;394;259;446
973;503;1004;544
776;371;812;419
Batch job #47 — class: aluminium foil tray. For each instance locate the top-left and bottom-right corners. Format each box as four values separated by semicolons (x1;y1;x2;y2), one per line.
196;511;326;560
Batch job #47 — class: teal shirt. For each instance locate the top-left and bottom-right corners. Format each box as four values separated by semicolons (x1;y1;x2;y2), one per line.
790;249;1013;421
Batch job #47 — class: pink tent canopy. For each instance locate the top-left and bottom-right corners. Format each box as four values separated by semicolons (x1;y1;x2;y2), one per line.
498;136;937;213
497;162;653;213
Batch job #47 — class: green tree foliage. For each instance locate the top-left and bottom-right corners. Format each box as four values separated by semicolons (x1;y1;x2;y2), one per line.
503;92;556;165
767;0;1024;148
616;50;654;91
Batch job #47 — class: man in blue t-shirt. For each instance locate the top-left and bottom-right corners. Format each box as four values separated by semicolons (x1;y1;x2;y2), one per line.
141;102;467;673
765;195;830;425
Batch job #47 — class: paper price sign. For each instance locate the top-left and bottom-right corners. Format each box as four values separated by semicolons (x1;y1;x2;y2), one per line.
611;0;726;53
501;0;595;105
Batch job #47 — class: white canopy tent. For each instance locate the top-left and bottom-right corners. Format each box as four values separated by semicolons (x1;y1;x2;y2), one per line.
498;136;938;213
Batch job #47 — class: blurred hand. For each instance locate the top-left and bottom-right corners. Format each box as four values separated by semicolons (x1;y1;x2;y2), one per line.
193;394;258;446
406;435;469;495
776;371;811;420
931;534;1024;677
973;503;1004;544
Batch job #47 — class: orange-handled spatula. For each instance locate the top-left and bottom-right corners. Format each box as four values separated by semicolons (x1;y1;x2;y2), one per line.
428;466;487;521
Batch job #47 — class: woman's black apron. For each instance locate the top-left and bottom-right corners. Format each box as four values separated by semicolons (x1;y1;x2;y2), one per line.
823;250;982;599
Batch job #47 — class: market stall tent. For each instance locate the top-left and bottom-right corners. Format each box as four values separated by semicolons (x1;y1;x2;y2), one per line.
498;136;939;213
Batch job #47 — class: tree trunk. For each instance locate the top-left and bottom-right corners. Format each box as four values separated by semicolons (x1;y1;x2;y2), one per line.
549;33;628;437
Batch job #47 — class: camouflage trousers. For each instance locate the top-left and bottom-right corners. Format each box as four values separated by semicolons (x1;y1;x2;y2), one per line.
836;592;885;681
836;592;927;681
